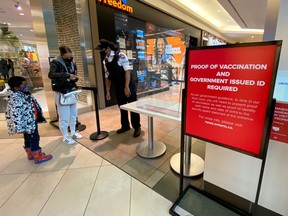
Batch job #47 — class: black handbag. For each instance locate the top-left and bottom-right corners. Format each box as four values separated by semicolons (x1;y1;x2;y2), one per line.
52;80;77;94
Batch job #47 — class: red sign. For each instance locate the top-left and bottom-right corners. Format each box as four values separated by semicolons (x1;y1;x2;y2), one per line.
185;43;280;155
270;102;288;144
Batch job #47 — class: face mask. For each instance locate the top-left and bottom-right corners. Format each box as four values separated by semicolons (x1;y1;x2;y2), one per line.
64;57;73;63
19;85;30;93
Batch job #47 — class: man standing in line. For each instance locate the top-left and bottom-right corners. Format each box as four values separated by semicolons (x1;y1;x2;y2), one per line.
96;39;141;137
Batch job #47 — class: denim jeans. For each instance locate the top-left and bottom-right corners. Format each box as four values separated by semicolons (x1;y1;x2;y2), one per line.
24;123;41;152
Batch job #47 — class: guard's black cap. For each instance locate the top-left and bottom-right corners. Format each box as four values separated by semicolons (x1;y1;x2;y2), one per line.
95;39;111;50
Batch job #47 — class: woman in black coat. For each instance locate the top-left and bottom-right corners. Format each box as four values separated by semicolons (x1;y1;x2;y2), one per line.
48;45;82;145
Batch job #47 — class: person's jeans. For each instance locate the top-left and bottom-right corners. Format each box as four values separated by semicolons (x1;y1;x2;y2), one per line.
24;123;41;152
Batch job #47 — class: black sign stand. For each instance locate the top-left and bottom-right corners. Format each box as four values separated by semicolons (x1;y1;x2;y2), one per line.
80;86;109;140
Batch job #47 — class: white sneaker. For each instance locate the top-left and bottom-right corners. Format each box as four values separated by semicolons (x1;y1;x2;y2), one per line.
71;133;83;140
63;136;76;145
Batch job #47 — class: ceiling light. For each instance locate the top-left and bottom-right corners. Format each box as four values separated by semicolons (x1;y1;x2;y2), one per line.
15;2;22;10
19;12;24;16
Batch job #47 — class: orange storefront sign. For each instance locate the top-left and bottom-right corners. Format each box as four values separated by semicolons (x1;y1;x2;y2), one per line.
97;0;133;14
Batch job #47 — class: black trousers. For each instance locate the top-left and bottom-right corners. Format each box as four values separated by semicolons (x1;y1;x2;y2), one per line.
115;88;141;130
168;67;173;84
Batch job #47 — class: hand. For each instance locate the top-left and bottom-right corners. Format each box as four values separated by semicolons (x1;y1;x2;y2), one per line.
124;86;131;97
106;92;111;101
69;74;78;81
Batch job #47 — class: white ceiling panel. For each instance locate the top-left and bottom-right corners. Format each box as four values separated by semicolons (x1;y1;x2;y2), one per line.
218;0;268;29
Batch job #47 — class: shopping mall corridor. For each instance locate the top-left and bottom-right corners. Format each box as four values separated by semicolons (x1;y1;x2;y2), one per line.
0;85;205;215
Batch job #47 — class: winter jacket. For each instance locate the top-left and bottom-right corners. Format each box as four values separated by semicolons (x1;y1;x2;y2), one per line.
5;91;46;135
48;56;78;93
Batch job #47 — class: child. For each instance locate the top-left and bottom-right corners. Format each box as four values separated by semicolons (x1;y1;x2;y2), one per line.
5;76;52;164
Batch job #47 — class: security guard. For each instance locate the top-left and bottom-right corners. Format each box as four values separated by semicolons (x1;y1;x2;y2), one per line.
96;39;141;137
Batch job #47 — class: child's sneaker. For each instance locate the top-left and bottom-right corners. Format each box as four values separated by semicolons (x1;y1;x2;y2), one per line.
63;136;76;144
71;133;83;140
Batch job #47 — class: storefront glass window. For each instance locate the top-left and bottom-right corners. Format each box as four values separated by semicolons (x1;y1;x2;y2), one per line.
202;31;227;46
114;12;188;93
0;21;45;113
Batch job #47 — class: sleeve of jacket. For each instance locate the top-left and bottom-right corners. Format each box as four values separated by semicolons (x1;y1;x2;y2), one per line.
48;60;70;80
32;96;46;123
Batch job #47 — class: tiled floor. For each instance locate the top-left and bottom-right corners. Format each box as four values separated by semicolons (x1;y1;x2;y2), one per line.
0;84;205;215
77;104;205;202
0;134;172;215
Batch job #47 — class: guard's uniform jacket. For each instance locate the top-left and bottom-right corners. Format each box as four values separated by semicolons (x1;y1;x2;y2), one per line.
103;50;140;130
104;50;136;93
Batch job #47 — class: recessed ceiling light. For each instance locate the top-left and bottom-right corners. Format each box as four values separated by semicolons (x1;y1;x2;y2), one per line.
30;29;34;32
19;12;24;16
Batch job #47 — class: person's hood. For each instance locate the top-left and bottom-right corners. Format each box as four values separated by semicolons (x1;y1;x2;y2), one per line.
54;56;75;74
54;56;65;66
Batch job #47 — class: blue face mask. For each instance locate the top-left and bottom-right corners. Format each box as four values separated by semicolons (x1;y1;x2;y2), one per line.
19;85;30;93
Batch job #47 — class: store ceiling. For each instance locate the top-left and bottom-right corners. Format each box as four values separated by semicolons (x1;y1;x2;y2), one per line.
218;0;268;29
0;0;269;44
158;0;268;42
144;0;269;42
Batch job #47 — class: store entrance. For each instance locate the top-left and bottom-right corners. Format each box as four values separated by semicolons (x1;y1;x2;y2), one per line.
0;2;47;114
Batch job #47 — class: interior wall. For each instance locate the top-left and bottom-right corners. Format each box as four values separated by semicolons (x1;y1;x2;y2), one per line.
204;144;262;202
259;1;288;215
87;0;106;109
52;0;88;103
